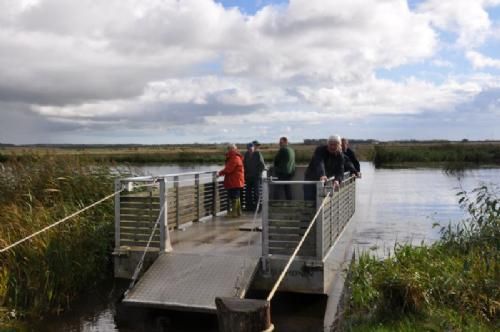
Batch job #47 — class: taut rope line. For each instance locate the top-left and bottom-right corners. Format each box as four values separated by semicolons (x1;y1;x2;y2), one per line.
0;188;125;253
266;192;331;302
125;204;166;296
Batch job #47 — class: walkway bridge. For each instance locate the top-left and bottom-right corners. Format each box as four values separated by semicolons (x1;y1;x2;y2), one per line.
113;167;357;317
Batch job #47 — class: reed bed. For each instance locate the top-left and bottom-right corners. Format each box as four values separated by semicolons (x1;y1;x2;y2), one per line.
344;185;500;331
373;143;500;168
0;155;118;322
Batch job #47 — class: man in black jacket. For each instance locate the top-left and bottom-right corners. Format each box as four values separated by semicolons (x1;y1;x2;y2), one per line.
243;141;265;210
304;135;347;201
342;138;361;177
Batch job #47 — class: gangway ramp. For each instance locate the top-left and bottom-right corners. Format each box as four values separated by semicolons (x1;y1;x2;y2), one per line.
122;215;262;313
123;253;259;312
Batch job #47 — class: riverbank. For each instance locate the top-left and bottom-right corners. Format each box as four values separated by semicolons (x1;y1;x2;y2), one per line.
0;156;118;326
1;141;498;167
373;142;500;168
344;185;499;331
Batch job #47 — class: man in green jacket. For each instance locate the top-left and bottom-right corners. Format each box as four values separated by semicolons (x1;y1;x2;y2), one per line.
273;136;296;200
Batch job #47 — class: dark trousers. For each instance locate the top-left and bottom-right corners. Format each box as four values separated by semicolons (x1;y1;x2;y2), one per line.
303;184;316;202
274;174;293;200
227;188;241;199
244;177;261;210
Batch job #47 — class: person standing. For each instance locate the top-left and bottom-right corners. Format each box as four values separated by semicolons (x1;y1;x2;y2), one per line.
341;138;361;177
218;144;244;217
243;141;265;211
304;135;345;201
273;136;296;200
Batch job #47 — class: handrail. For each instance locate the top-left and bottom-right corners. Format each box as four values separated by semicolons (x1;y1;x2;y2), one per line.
269;173;355;185
120;170;216;182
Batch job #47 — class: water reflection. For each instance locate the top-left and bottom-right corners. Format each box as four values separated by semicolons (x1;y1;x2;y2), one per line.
352;162;500;256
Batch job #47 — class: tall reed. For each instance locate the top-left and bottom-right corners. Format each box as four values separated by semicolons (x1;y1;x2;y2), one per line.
344;185;499;331
0;155;118;320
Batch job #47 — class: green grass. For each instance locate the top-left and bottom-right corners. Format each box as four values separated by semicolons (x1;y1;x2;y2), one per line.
0;143;377;165
373;143;500;168
0;155;121;323
344;185;500;331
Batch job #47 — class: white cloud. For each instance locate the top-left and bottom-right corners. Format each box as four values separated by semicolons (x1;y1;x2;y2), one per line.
226;0;437;80
466;51;500;69
417;0;500;47
0;0;499;143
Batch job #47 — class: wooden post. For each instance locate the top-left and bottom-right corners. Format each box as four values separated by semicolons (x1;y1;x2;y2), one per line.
215;297;273;332
114;179;121;251
174;176;180;228
159;178;172;252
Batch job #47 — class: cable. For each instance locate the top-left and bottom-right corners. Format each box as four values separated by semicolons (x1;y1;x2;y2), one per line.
266;192;331;302
0;188;125;253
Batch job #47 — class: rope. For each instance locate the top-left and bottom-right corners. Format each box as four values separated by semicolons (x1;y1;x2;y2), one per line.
235;195;262;299
0;188;125;253
124;204;166;296
266;192;331;302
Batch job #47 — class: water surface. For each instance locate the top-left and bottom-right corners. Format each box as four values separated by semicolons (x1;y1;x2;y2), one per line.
35;162;500;331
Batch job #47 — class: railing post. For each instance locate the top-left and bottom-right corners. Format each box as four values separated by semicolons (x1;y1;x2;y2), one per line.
315;182;324;260
195;174;201;221
330;189;334;246
159;178;172;252
262;178;269;271
174;175;180;228
114;179;121;251
212;172;219;216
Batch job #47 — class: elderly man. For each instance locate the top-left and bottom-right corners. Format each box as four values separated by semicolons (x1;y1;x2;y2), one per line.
304;135;350;201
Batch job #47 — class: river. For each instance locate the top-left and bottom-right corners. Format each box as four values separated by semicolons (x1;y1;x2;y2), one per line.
31;162;500;331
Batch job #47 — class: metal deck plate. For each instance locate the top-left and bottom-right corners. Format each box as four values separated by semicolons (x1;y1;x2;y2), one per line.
123;253;259;313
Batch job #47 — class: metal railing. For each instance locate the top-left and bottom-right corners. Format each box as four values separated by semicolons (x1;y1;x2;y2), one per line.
261;174;356;261
114;171;229;252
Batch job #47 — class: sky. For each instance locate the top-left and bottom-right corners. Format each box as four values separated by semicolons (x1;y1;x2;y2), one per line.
0;0;499;144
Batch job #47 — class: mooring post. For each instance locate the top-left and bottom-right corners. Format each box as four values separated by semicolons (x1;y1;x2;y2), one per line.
215;297;273;332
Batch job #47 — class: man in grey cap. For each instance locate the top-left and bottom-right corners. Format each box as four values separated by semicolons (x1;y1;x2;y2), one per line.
243;141;265;211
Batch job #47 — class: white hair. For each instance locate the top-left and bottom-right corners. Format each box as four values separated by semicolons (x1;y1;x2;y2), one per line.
227;143;237;151
327;135;341;144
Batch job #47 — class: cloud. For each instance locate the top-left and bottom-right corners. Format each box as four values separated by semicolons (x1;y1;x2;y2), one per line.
467;50;500;69
0;0;499;143
225;0;437;80
417;0;500;47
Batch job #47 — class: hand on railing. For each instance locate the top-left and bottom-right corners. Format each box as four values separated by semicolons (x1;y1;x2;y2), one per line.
321;176;340;190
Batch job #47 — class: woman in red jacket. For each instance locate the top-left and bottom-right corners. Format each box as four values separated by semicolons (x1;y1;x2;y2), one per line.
218;144;245;217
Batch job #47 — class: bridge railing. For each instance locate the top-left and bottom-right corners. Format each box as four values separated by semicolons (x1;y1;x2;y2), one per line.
262;174;356;262
114;171;229;252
